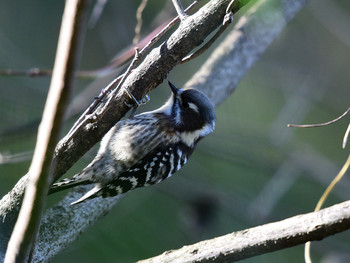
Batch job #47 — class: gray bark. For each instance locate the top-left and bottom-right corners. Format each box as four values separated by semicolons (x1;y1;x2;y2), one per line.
0;0;312;261
138;200;350;263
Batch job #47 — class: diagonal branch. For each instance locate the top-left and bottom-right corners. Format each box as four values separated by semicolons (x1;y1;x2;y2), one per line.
3;0;88;262
0;0;248;217
0;0;249;258
30;0;309;260
1;0;310;261
138;200;350;263
52;0;246;182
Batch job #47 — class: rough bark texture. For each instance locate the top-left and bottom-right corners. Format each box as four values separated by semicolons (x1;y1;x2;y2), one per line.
0;0;242;256
52;0;239;182
138;200;350;263
0;0;316;262
33;192;123;262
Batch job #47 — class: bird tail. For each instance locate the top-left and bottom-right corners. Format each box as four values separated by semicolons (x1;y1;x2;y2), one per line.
70;185;103;205
49;173;104;205
49;176;89;195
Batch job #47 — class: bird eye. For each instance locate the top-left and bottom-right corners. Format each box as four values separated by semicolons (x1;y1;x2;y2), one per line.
181;100;189;108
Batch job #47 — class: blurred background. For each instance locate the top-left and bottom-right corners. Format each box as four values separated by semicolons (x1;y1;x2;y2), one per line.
0;0;350;262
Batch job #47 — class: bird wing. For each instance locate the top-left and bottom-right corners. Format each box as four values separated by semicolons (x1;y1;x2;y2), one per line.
70;185;103;205
49;176;90;194
100;141;194;198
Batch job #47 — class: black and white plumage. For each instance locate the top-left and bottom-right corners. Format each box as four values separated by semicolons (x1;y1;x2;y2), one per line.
50;81;215;205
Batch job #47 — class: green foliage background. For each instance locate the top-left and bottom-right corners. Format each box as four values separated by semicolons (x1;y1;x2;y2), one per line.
0;0;349;262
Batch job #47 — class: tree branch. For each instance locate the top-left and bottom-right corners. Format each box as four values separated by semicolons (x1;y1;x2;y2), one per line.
172;0;187;20
184;0;308;107
0;0;311;261
3;1;88;262
33;192;123;262
0;0;246;234
0;0;248;259
52;0;245;181
137;200;350;263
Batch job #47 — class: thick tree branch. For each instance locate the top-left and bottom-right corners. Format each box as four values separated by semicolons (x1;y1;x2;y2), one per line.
0;0;312;261
33;192;123;262
29;0;310;260
0;0;248;259
51;0;243;184
137;200;350;263
0;0;247;238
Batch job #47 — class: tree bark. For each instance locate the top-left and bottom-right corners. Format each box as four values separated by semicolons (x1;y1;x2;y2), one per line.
0;0;313;261
138;200;350;263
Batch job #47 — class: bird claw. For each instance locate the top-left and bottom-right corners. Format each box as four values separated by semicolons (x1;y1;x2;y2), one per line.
124;87;150;107
139;94;150;105
124;88;150;119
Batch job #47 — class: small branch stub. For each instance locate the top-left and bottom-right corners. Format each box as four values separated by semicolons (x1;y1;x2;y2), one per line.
172;0;187;20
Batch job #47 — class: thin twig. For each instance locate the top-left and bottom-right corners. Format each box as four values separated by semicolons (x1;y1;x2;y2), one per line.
294;107;350;262
315;155;350;214
0;151;33;165
3;0;87;262
110;48;141;103
0;1;202;80
0;68;52;77
172;0;187;20
138;0;201;58
67;48;141;140
0;0;309;260
343;123;350;149
180;0;235;64
287;107;350;128
133;0;149;46
304;153;350;263
66;0;202;139
225;0;237;14
180;15;232;63
67;74;123;138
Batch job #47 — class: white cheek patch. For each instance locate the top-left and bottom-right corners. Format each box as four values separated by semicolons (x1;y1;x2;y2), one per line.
188;102;199;113
179;122;215;146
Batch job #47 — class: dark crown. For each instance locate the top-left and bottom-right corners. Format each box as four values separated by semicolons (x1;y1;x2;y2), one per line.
168;81;216;132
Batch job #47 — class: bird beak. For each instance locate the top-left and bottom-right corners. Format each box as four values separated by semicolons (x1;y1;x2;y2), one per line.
168;81;180;96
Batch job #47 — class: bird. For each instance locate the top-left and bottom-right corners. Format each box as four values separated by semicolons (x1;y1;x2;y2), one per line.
50;81;216;205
